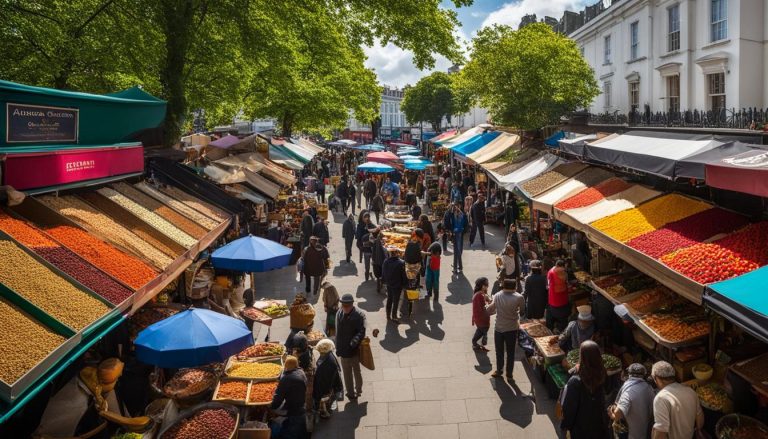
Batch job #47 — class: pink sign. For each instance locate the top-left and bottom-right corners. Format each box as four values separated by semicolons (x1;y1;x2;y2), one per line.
3;144;144;190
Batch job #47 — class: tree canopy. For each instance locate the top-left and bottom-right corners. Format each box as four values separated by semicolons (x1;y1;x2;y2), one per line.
0;0;472;143
402;72;468;132
460;23;599;131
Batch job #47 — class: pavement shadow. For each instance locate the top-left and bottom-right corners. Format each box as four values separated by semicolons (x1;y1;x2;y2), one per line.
491;377;535;427
354;282;385;314
332;261;359;277
473;350;493;374
379;317;420;353
446;274;473;305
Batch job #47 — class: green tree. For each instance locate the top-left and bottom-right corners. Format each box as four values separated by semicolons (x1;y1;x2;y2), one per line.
461;23;599;130
402;72;461;132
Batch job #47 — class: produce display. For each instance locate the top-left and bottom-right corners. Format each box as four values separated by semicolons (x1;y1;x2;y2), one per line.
262;304;289;318
717;415;768;439
0;297;67;384
381;232;408;252
305;329;325;344
626;208;749;259
236;343;285;359
112;182;208;239
45;225;157;289
227;361;282;379
641;314;709;342
0;213;132;304
714;222;768;266
161;407;236;439
591;194;711;242
39;195;173;269
565;350;621;370
694;383;732;412
520;162;587;196
163;368;217;399
159;186;229;223
555;178;632;210
536;336;564;357
621;276;657;293
604;285;628;298
97;187;197;248
593;274;624;289
721;424;768;439
0;240;110;330
661;244;758;284
248;382;278;404
135;183;219;230
624;287;679;314
130;307;182;339
241;307;272;322
731;354;768;395
573;271;592;283
521;322;551;338
214;380;248;401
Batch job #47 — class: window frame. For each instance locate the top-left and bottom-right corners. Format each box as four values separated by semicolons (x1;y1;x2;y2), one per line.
604;35;612;64
667;75;680;113
668;4;680;52
630;21;639;60
603;81;612;109
708;72;726;111
628;81;640;112
710;0;728;42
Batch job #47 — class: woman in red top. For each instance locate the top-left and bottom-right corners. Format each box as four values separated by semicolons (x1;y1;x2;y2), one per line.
546;259;570;331
471;277;492;351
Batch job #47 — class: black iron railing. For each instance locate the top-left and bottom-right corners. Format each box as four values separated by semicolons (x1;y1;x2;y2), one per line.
588;105;768;130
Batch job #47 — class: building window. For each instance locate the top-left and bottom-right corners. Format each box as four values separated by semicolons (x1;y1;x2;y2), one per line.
629;81;640;112
604;35;611;64
708;72;726;111
711;0;727;42
603;81;612;108
580;46;585;57
630;22;639;60
668;5;680;51
667;75;680;112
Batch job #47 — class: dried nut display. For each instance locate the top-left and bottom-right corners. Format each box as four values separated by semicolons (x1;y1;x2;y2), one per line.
227;361;282;379
237;343;285;358
0;297;67;384
46;225;157;289
520;162;586;195
135;183;218;230
248;381;278;403
159;186;229;222
0;240;110;330
214;380;248;401
641;314;709;342
97;187;196;248
39;195;173;269
112;182;208;238
161;408;236;439
0;213;57;247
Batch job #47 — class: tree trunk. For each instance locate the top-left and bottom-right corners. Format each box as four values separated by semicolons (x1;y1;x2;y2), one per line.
431;118;442;133
281;112;294;138
159;0;195;147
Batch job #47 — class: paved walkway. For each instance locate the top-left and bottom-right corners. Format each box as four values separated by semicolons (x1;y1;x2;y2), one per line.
253;207;560;438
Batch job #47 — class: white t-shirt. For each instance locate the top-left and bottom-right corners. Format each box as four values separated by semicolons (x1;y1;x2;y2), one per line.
653;382;702;439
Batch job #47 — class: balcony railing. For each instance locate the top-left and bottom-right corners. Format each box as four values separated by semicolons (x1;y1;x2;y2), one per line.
588;105;768;130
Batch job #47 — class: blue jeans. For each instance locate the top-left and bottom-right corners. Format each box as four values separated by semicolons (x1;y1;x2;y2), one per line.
494;329;518;376
453;232;464;270
425;266;439;297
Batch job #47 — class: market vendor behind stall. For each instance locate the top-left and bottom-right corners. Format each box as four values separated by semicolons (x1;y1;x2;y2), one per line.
553;305;597;352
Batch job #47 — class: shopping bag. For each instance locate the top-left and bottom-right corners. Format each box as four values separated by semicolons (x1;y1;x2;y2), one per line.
359;337;375;370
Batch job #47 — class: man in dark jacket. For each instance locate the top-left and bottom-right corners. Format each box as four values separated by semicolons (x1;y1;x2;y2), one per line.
271;355;307;437
363;176;377;209
302;236;329;295
347;180;357;216
504;196;519;233
448;203;468;273
469;192;487;247
316;174;326;203
371;229;387;293
312;218;330;246
382;247;407;323
370;193;384;223
335;294;366;400
336;177;349;214
300;210;314;249
342;214;355;263
442;207;453;251
355;212;374;277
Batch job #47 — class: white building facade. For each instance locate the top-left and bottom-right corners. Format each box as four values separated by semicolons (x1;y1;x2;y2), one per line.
570;0;768;116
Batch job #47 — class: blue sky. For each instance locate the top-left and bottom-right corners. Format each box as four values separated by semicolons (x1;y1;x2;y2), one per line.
364;0;592;88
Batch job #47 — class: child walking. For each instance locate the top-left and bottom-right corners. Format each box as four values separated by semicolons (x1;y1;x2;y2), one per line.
471;277;491;351
425;240;442;300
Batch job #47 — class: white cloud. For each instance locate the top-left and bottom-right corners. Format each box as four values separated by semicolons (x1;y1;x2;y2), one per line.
470;11;487;18
482;0;589;29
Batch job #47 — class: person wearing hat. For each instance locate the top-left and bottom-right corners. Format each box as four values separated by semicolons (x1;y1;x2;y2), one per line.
651;361;704;439
313;339;343;419
554;304;597;352
609;363;654;439
523;260;548;319
302;236;330;295
271;355;308;437
335;294;367;401
382;246;408;323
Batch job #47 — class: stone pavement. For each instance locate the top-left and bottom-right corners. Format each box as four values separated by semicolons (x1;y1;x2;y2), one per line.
251;207;560;438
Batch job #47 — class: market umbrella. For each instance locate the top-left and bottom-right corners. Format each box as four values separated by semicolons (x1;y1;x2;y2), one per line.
211;235;292;272
135;308;254;368
354;143;386;151
367;151;400;164
358;161;395;173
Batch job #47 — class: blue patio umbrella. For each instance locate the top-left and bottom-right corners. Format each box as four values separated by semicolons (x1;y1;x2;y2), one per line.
211;235;292;272
358;161;395;173
135;308;254;368
354;143;386;151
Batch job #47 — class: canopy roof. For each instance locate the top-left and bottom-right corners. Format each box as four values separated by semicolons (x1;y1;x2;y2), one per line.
554;184;661;226
584;131;724;179
269;145;305;169
558;134;598;157
435;125;488;147
531;167;615;214
355;143;386;151
367;151;399;162
705;266;768;344
209;134;241;149
487;153;563;192
466;132;520;164
453;131;501;156
429;130;458;143
705;147;768;197
291;137;324;154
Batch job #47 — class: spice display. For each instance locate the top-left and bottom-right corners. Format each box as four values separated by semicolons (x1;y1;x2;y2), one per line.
46;225;157;289
135;183;219;230
555;178;632;210
0;240;110;330
626;208;749;259
0;213;57;247
214;380;248;401
694;383;731;412
79;192;183;258
227;361;282;379
163;368;217;398
33;247;132;305
161;407;236;439
159;186;229;222
262;304;289;318
624;287;679;314
641;314;709;342
604;284;628;298
97;187;197;248
721;423;768;439
520;162;587;196
39;195;173;269
248;381;278;404
112;182;208;239
237;343;285;359
0;297;67;384
573;271;592;283
591;194;711;242
661;244;758;284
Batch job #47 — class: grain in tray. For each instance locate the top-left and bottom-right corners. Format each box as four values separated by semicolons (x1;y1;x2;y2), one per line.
248;381;278;404
159;186;229;222
227;361;281;379
135;183;219;230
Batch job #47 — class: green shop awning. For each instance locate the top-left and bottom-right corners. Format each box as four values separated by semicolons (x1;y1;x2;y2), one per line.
704;266;768;344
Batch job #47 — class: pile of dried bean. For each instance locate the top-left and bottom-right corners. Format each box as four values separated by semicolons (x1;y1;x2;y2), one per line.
39;195;173;269
0;213;57;247
159;186;229;222
161;408;236;439
0;240;110;330
135;183;218;230
112;182;207;238
97;187;196;248
0;297;67;384
46;225;156;289
215;380;248;400
248;381;278;403
227;361;281;379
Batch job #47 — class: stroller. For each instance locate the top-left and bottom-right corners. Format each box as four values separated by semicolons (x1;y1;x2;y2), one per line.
404;262;422;317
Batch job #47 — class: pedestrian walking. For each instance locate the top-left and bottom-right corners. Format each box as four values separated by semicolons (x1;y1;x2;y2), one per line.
471;277;491;351
370;193;384;224
302;236;329;295
300;209;314;250
403;229;424;286
546;259;571;332
271;355;308;438
382;247;407;323
316;175;326;204
337;177;349;214
609;363;654;439
356;212;374;280
497;244;521;291
355;211;373;263
424;240;442;300
561;341;610;439
487;278;525;381
347;180;357;216
450;181;463;205
354;179;363;210
312;218;330;246
650;361;704;439
364;176;377;209
469;192;487;247
342;214;355;263
523;260;548;319
447;203;468;273
335;294;366;401
320;281;340;337
313;339;343;419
